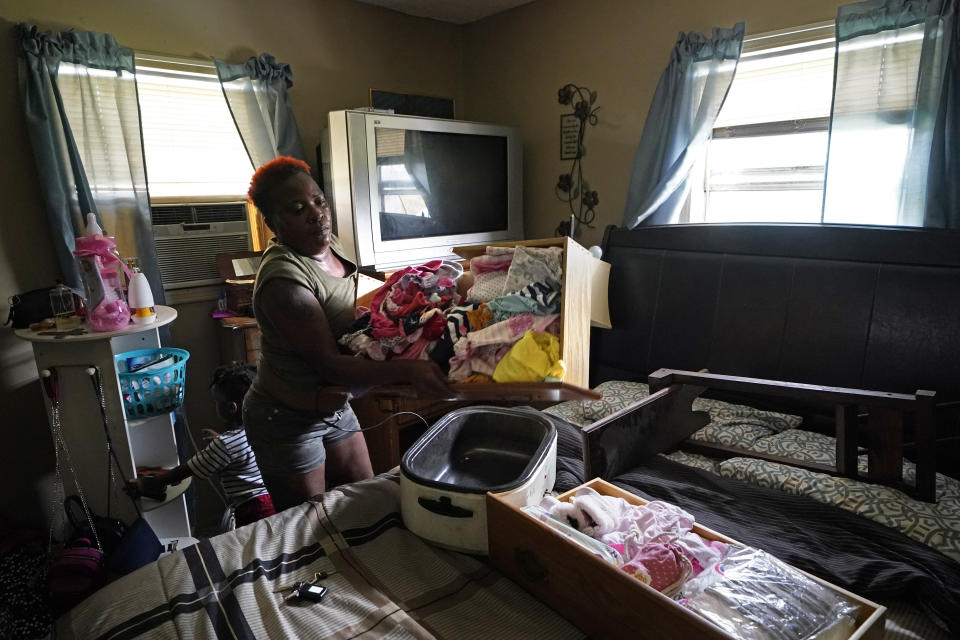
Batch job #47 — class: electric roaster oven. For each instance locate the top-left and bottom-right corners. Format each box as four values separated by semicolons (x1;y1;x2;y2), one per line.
400;406;557;554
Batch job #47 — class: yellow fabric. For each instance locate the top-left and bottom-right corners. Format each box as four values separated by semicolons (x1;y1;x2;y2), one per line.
492;330;566;383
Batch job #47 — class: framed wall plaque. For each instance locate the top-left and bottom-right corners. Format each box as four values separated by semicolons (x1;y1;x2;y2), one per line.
560;114;580;160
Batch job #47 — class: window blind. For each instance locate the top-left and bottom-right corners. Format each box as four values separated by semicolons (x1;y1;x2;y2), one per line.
59;54;254;203
831;25;924;117
715;23;835;130
135;53;253;201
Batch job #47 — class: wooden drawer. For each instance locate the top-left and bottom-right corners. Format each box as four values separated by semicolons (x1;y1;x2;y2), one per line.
452;236;610;390
486;478;885;640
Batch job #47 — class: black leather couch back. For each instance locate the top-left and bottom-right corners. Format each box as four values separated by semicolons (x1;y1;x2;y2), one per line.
592;224;960;400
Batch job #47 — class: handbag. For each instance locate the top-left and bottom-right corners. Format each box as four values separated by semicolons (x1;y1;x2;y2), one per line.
5;287;56;329
49;537;106;612
64;494;126;555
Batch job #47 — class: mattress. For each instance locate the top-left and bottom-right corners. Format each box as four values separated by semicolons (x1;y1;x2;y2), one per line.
56;475;583;640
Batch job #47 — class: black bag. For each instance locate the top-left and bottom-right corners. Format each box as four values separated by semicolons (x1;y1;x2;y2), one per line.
64;494;126;556
5;287;55;329
63;495;161;576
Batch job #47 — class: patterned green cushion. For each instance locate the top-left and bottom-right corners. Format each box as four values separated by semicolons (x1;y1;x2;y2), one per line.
544;381;802;439
716;457;960;563
746;429;837;465
689;422;777;447
691;396;802;433
543;380;650;427
662;450;721;473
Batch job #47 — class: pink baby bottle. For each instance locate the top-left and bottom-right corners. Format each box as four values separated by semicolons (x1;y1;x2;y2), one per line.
74;213;131;332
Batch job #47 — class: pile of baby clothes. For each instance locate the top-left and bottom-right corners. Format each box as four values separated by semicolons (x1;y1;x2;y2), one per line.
541;487;728;596
539;488;858;640
339;246;567;383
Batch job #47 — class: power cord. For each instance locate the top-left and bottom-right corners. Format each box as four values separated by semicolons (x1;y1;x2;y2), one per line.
324;410;431;434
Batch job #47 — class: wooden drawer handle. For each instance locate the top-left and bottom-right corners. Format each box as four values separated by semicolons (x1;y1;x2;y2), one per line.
515;549;548;582
417;496;473;518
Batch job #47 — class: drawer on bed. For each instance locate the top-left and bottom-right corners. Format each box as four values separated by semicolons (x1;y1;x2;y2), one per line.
452;236;611;390
486;478;886;640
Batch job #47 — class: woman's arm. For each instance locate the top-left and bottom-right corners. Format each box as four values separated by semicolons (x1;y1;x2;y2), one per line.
259;278;452;398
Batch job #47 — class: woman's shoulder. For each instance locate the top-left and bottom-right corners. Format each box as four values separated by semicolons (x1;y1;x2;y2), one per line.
328;235;358;275
255;242;315;292
258;241;314;273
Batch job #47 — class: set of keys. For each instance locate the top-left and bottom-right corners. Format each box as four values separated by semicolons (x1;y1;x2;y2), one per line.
274;571;330;603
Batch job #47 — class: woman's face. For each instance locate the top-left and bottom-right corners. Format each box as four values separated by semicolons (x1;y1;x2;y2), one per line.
268;172;332;258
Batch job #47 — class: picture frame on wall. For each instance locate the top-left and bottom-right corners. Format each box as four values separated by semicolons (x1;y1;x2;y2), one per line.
560;114;580;160
369;89;456;119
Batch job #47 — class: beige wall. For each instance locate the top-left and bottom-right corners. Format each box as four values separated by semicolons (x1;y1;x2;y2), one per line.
462;0;846;249
1;0;847;530
0;0;462;531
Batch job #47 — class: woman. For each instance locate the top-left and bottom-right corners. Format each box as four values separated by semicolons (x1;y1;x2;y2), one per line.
242;157;452;511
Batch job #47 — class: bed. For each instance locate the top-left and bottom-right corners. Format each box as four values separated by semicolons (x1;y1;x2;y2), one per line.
56;474;584;639
56;223;960;639
541;223;960;639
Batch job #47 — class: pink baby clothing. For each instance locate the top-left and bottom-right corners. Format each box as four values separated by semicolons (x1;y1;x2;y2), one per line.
466;247;514;303
620;541;692;594
545;488;728;574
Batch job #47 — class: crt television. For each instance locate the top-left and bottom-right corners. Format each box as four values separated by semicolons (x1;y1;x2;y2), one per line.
321;110;523;270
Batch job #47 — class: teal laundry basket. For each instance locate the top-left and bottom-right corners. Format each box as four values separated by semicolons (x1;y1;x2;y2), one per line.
114;348;189;419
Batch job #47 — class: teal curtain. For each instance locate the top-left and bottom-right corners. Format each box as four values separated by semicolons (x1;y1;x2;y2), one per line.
213;54;306;169
823;0;958;227
16;24;165;303
622;24;744;228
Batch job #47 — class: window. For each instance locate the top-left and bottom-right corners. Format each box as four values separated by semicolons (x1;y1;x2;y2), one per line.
58;54;253;204
59;53;264;289
688;21;924;225
134;54;253;202
687;23;835;224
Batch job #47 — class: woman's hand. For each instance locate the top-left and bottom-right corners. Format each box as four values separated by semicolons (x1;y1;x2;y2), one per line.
406;361;456;399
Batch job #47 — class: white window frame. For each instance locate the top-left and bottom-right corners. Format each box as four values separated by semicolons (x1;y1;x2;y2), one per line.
134;51;254;205
687;22;836;224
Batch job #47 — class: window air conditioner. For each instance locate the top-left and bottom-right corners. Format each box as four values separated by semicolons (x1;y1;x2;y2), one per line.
151;202;252;289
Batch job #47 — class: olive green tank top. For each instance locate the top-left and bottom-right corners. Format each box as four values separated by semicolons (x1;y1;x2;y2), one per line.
251;236;358;393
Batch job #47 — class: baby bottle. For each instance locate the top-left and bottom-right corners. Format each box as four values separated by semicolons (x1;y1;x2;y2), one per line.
74;213;131;332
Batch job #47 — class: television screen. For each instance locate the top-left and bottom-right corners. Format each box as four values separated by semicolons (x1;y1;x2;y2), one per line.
374;128;508;242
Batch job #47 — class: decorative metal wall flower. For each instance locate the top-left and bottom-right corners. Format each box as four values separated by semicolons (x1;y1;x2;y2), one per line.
555;83;600;237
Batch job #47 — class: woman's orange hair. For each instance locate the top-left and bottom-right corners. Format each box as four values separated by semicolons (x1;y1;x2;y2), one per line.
247;156;312;218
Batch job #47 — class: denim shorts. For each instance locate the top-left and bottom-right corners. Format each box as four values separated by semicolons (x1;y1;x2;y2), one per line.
242;388;360;475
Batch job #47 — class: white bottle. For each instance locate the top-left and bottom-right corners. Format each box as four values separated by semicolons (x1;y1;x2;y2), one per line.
84;212;103;236
127;269;156;325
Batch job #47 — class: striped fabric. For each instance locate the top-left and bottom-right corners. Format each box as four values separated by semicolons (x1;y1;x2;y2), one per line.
56;475;584;640
186;429;267;507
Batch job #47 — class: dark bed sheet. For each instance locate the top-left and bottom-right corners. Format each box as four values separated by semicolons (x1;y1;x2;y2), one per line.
542;411;960;635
